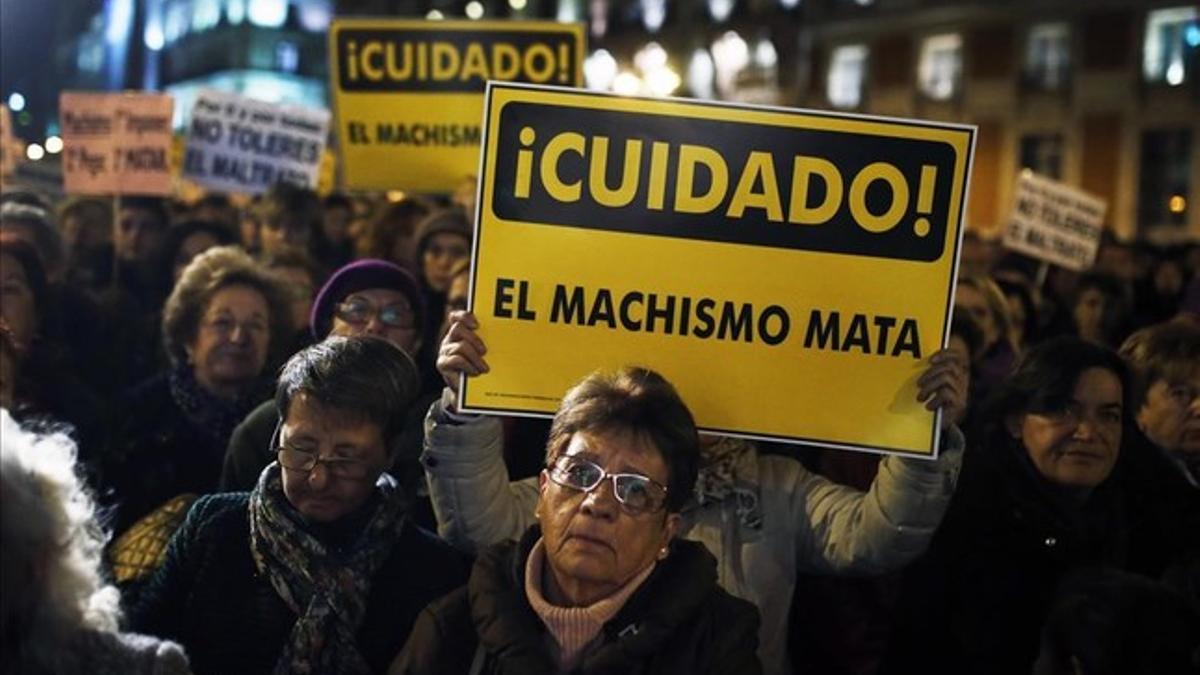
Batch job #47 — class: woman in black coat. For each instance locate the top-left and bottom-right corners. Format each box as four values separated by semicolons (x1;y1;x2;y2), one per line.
883;337;1160;675
128;337;468;675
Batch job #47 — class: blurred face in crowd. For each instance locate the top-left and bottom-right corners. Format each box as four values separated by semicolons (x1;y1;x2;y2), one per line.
440;270;470;339
61;210;111;253
188;284;270;398
323;205;352;245
423;233;470;294
173;231;221;282
329;288;420;355
1011;367;1123;490
1095;244;1136;283
116;206;166;263
261;214;311;256
279;393;388;523
272;265;315;334
535;429;679;606
240;214;262;253
1137;369;1200;461
0;254;36;350
1153;260;1185;297
1073;287;1107;345
955;284;998;350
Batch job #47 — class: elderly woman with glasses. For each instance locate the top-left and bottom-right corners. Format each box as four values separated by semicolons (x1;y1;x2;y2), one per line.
128;336;468;675
391;367;761;674
106;246;293;535
220;260;433;500
408;310;967;674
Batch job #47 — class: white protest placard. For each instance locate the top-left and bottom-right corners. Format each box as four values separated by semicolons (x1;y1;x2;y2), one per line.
1003;171;1107;271
0;104;19;181
183;90;330;195
60;92;174;195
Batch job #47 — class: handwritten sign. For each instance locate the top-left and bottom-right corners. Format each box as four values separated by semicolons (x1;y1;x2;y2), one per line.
59;92;174;195
1003;171;1107;271
183;89;330;195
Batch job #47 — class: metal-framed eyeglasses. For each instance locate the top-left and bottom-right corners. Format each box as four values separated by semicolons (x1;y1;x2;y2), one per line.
334;297;415;329
546;454;668;515
276;445;376;481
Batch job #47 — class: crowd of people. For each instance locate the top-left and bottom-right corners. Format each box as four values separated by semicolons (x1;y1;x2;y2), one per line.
0;180;1197;674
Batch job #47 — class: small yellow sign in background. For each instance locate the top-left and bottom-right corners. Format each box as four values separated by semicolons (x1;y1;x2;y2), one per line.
329;19;584;193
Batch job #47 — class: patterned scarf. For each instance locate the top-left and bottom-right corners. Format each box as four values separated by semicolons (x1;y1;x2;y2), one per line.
168;365;270;449
248;463;406;675
693;437;763;530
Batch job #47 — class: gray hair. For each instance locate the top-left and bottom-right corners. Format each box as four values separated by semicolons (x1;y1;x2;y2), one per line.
0;410;122;665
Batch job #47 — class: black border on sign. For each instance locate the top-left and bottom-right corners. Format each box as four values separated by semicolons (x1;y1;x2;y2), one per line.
460;82;976;460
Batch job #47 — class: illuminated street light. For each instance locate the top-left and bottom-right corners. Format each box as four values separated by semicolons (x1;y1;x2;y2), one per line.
634;43;669;73
1166;61;1184;86
466;1;484;19
26;143;45;161
7;93;25;112
645;66;681;97
1168;195;1187;214
687;49;716;99
708;0;734;22
509;0;528;9
426;9;444;19
755;38;778;68
613;72;642;96
584;49;618;91
44;136;63;154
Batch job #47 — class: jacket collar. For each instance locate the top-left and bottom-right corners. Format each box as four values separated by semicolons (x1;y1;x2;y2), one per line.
468;525;722;673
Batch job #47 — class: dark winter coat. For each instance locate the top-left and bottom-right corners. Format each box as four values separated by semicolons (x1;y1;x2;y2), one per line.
126;492;468;675
104;373;263;535
391;526;761;675
881;432;1157;675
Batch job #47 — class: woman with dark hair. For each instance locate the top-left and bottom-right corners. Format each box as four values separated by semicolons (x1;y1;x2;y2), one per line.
354;197;432;270
106;246;294;534
412;209;471;392
393;367;761;674
163;220;238;284
1072;272;1132;349
883;337;1146;675
0;235;105;465
128;336;467;675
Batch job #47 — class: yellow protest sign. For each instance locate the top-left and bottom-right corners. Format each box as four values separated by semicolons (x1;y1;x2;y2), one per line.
462;84;975;457
329;19;584;193
60;91;174;195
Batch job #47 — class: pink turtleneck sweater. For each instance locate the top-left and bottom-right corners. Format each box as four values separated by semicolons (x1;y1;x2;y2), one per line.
524;538;657;671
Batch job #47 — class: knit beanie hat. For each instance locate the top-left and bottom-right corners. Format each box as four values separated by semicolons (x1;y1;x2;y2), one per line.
414;209;473;262
309;259;424;339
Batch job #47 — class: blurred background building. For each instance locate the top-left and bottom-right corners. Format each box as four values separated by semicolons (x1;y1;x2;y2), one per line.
1;0;1197;239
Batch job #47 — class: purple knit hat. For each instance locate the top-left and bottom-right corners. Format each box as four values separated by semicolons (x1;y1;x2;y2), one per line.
309;259;424;339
